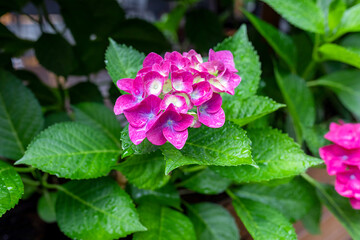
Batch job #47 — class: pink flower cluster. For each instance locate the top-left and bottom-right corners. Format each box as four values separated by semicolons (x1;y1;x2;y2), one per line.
114;49;241;149
319;121;360;210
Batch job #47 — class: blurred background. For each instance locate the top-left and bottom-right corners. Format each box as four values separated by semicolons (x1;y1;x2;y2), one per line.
0;0;357;239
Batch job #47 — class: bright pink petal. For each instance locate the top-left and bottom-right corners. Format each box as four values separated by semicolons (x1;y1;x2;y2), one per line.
132;76;145;98
152;61;170;78
146;119;167;146
174;93;193;110
350;198;360;209
137;67;152;77
163;127;188;149
171;71;193;94
202;93;222;113
160;94;188;113
199;60;225;76
325;122;360;149
124;95;161;128
198;107;225;128
144;71;165;96
173;113;194;131
128;124;146;145
114;94;139;115
143;52;163;68
190;81;213;106
116;78;133;93
208;49;237;73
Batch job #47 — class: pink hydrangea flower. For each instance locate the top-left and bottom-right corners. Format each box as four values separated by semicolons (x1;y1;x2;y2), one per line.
114;49;240;149
319;121;360;210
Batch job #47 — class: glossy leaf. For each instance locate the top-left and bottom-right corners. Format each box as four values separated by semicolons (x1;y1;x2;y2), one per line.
34;34;77;76
308;70;360;117
331;3;360;40
261;0;325;33
214;25;261;98
212;128;322;183
105;38;145;85
303;123;331;157
243;10;296;70
328;0;347;31
37;191;57;223
275;70;315;143
314;184;360;239
231;196;297;240
133;203;196;240
128;183;181;209
16;122;121;179
56;177;146;240
179;168;232;195
73;102;121;147
318;43;360;69
0;70;43;160
233;177;318;222
113;151;169;190
223;95;284;127
186;202;239;240
0;161;24;217
161;122;254;174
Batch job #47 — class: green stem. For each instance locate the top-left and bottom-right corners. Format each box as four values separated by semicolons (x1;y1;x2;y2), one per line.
42;181;61;190
181;165;207;173
14;167;35;173
301;173;321;188
22;178;41;187
302;59;317;80
225;189;237;200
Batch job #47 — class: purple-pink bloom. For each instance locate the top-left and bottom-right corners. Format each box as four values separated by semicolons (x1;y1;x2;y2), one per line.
146;104;194;149
171;71;193;94
143;71;165;97
190;81;213;106
143;52;163;68
197;93;225;128
208;49;237;73
114;76;145;115
160;94;188;114
335;170;360;199
124;95;162;145
325;122;360;149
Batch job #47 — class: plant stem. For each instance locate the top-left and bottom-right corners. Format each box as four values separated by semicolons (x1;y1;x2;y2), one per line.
301;173;320;188
21;177;41;187
225;189;237;200
14;167;35;173
181;165;207;173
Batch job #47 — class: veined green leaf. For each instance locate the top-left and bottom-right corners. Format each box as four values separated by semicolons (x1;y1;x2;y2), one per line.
261;0;325;33
318;43;360;69
133;203;196;240
229;192;297;240
212;128;322;183
56;177;146;240
37;191;57;223
0;161;24;217
105;38;145;85
223;95;284;127
113;151;169;190
73;102;121;147
330;3;360;40
186;202;239;240
0;70;43;160
243;10;297;70
161;122;254;174
16;122;121;179
214;25;261;98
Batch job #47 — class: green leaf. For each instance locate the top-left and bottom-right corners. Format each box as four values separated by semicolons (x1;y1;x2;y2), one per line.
212;128;322;183
308;70;360;117
34;34;77;76
0;70;43;160
44;111;71;128
318;43;360;69
121;125;159;157
314;183;360;239
69;82;103;104
155;5;187;42
179;168;232;195
73;102;121;147
301;195;322;234
37;191;57;223
303;123;331;157
16;122;121;179
133;203;196;240
223;95;285;127
328;0;347;31
243;10;297;70
275;70;315;143
214;25;261;98
161;122;254;174
330;3;360;40
185;9;225;52
113;151;169;190
0;161;24;217
261;0;325;33
112;19;171;54
56;177;146;240
230;195;297;240
128;183;181;209
105;38;145;85
186;202;239;240
233;177;318;222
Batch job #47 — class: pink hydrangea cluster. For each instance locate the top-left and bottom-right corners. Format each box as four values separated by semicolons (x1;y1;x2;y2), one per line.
319;121;360;210
114;49;241;149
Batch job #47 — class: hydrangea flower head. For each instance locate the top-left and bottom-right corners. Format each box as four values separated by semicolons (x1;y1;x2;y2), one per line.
319;121;360;210
114;49;241;149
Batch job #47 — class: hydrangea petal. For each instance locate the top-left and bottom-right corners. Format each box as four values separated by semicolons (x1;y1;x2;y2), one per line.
143;52;163;68
190;81;213;106
173;113;194;132
208;49;237;73
144;71;165;96
198;107;225;128
114;94;139;115
171;71;193;93
163;127;188;149
325;122;360;149
160;94;188;113
203;93;222;113
350;198;360;209
128;124;147;145
116;78;133;93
